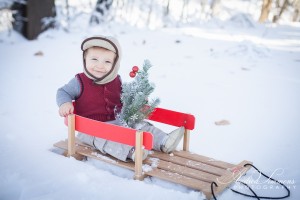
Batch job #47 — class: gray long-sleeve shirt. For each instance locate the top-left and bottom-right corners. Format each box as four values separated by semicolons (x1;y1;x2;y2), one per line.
56;77;81;107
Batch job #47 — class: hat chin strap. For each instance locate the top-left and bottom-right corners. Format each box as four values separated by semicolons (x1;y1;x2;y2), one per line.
83;63;117;85
83;70;117;85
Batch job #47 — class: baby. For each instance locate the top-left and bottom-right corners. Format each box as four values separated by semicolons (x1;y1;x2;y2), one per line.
56;36;184;162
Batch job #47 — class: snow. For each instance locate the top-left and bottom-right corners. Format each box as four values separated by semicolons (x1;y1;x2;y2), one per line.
1;8;300;200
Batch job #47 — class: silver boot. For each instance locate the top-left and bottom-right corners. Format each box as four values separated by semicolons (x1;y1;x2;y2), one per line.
161;127;185;153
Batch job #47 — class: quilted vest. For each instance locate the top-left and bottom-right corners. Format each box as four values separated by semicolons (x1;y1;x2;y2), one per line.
75;73;122;122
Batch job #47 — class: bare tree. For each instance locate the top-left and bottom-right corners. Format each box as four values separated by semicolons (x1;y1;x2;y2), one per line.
259;0;273;22
90;0;113;25
146;0;154;26
181;0;189;22
112;0;124;20
211;0;221;17
65;0;70;30
164;0;170;17
273;0;289;22
200;0;209;20
293;0;300;21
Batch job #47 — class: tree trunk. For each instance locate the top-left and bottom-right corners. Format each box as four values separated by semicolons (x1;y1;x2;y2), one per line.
293;0;300;21
146;0;154;26
275;0;281;8
65;0;70;30
259;0;273;23
113;0;124;20
211;0;221;17
11;0;56;40
164;0;170;16
273;0;288;22
293;9;300;21
90;0;113;25
181;0;189;21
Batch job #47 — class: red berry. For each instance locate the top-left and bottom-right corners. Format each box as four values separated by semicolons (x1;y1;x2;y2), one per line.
129;71;136;78
132;66;139;72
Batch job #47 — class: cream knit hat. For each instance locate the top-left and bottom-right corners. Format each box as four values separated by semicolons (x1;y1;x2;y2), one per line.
81;36;122;84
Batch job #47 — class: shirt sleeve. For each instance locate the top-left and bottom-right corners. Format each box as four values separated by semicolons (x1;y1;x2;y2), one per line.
56;77;81;107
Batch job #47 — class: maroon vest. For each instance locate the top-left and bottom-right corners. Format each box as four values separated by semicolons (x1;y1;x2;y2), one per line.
75;73;122;122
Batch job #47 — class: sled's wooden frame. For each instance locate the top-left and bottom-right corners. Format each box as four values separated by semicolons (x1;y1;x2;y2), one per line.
54;107;251;199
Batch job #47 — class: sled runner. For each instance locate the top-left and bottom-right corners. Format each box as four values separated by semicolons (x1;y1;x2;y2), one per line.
53;107;252;199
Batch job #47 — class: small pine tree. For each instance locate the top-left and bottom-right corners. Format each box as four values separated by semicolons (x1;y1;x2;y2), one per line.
115;60;160;128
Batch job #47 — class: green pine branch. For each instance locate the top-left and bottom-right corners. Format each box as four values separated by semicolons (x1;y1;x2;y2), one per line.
115;60;160;128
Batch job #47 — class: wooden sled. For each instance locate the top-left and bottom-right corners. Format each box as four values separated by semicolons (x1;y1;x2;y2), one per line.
53;107;252;199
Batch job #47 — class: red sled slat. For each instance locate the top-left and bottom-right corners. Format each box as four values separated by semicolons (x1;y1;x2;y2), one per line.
64;115;153;150
148;107;195;130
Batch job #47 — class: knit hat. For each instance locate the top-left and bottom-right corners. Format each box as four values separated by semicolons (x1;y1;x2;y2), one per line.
81;36;122;84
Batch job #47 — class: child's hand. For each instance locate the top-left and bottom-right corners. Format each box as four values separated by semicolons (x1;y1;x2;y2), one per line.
59;102;74;117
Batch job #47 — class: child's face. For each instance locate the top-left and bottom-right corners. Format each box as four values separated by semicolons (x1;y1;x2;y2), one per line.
85;47;116;79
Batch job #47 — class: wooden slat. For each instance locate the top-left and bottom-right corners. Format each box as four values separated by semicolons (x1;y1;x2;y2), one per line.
54;140;135;171
144;158;219;183
145;168;211;196
54;140;252;200
149;151;229;176
213;160;252;196
173;151;235;169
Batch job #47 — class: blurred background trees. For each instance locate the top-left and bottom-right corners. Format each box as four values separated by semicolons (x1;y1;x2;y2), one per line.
259;0;300;22
0;0;299;39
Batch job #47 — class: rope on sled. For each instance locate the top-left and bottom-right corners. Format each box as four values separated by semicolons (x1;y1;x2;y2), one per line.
211;163;291;200
211;180;260;200
211;181;218;200
233;181;261;200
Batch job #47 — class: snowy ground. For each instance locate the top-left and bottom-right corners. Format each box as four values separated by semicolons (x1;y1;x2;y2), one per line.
0;19;300;199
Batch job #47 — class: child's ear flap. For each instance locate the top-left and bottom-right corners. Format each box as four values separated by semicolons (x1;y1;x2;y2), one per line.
83;49;89;59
